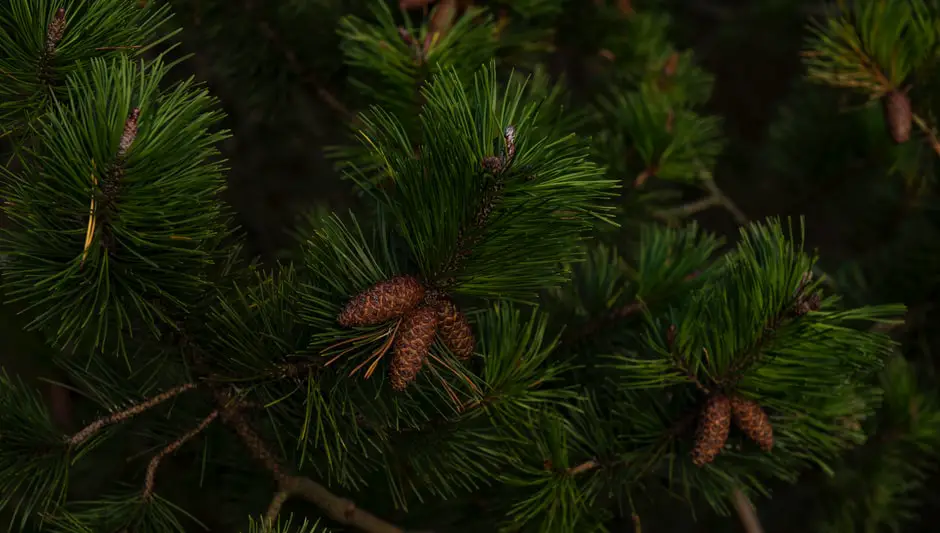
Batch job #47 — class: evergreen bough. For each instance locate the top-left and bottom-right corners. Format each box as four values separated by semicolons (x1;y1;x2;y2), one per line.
0;1;938;532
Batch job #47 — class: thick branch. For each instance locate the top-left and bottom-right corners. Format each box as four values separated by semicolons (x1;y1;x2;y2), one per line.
143;409;220;499
214;391;406;533
68;383;197;447
732;488;765;533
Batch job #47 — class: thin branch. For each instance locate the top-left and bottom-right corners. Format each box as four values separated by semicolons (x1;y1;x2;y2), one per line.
566;411;698;478
566;459;599;475
265;489;292;527
652;174;746;226
214;390;406;533
68;383;197;447
143;409;220;499
912;113;940;157
664;169;837;289
732;488;765;533
702;176;749;226
652;194;722;221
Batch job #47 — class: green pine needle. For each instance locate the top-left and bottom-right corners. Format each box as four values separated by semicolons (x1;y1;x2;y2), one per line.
243;514;330;533
1;54;231;357
43;491;202;533
0;370;70;531
337;1;499;135
0;0;177;137
349;61;618;298
804;0;938;94
594;87;725;183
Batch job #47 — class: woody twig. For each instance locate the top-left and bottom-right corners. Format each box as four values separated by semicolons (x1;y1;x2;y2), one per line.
67;383;198;447
214;390;406;533
143;409;220;499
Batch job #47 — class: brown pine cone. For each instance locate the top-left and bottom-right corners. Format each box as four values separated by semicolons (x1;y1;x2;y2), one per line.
338;276;425;327
389;307;439;391
436;299;474;360
692;394;731;467
730;396;774;452
883;89;912;144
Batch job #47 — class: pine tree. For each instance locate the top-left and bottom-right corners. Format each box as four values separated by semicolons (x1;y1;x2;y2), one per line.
0;1;937;533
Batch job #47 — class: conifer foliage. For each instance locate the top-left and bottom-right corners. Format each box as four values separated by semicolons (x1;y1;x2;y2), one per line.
0;0;936;532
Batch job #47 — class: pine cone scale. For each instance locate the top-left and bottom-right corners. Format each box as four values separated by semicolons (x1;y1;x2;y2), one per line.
338;275;425;327
436;299;475;360
730;396;774;452
692;394;731;467
390;306;439;391
883;90;912;144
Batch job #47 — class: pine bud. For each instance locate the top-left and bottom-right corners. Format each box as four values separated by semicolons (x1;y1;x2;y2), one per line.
794;292;821;316
46;8;67;54
692;394;731;467
666;324;677;349
883;89;912;144
503;125;517;163
482;156;503;174
117;108;140;159
730;396;773;452
338;276;426;327
663;52;679;78
437;299;474;360
390;306;439;391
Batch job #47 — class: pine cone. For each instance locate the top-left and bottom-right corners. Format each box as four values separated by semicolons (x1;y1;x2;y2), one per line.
883;90;912;144
730;396;774;452
437;299;474;360
338;276;425;327
389;307;439;391
692;394;731;467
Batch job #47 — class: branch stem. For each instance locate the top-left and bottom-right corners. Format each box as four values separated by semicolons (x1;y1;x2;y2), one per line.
913;113;940;157
732;488;765;533
215;391;405;533
68;383;197;447
143;409;220;499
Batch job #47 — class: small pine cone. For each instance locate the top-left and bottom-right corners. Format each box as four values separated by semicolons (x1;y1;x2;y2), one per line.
883;90;912;144
482;155;503;174
390;307;439;391
691;394;731;467
794;292;821;316
730;396;774;452
338;276;425;327
437;299;474;360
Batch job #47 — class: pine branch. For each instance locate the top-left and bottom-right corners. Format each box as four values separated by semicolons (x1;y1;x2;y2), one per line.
213;390;409;533
67;383;198;447
654;174;748;226
657;168;836;289
142;409;220;500
242;0;351;120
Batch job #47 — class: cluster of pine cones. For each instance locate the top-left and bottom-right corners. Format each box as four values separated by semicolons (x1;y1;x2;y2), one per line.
337;275;475;390
692;393;774;467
